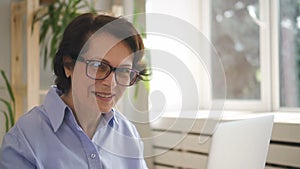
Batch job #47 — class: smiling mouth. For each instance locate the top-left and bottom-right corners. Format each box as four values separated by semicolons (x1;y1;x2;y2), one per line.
92;91;115;98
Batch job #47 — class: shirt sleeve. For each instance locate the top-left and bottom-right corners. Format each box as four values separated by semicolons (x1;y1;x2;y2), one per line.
0;132;36;169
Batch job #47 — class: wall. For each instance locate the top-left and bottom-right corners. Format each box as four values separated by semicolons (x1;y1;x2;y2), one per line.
0;0;12;145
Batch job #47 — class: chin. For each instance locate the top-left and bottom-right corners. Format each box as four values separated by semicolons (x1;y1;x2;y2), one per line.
98;106;113;113
97;100;116;113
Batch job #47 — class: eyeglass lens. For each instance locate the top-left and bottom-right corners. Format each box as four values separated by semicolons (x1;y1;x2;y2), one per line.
86;61;137;86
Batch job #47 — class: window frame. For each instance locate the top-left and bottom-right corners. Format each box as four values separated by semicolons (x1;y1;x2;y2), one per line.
201;0;272;111
146;0;300;113
271;0;300;112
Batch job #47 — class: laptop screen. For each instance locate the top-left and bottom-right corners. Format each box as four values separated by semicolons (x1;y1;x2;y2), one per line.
206;115;274;169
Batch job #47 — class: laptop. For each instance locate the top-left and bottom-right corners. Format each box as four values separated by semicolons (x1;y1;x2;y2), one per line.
206;115;274;169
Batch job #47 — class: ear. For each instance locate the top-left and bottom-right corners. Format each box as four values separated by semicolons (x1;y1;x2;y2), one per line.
63;56;74;78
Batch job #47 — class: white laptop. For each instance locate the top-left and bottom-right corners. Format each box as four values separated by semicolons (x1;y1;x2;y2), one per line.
206;115;274;169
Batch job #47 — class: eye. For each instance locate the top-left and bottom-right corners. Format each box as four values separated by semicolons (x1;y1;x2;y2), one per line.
88;61;110;73
117;68;131;73
116;68;133;78
90;62;101;68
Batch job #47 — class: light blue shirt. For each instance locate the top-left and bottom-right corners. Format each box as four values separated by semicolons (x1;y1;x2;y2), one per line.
0;87;148;169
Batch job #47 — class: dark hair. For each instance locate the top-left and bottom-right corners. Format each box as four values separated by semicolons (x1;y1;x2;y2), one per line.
53;13;147;93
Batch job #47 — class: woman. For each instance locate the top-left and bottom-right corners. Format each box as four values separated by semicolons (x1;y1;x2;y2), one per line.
0;13;149;169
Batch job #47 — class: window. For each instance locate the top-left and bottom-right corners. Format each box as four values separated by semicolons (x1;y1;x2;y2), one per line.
146;0;299;113
279;0;300;108
211;0;260;100
208;0;271;111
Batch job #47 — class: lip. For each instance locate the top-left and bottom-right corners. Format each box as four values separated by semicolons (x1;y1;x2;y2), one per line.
92;91;115;102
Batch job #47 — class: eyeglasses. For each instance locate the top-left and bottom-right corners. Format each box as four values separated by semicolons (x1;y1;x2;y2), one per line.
77;56;140;86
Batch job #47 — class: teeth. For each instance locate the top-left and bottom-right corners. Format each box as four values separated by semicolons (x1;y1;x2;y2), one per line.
95;92;112;98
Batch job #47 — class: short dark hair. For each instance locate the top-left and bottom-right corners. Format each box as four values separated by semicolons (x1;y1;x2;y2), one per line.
53;13;147;93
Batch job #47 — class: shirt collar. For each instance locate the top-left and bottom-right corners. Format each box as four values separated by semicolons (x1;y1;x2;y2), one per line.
42;86;68;132
103;108;119;127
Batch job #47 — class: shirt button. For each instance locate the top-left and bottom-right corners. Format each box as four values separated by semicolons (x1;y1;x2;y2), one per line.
90;153;97;159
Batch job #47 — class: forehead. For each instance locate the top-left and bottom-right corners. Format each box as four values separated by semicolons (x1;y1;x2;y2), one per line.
84;32;133;64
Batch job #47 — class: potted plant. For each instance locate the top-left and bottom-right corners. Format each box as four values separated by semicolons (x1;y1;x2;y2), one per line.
33;0;96;68
0;70;16;133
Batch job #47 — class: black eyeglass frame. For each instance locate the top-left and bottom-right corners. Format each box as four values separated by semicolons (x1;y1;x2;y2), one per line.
76;56;140;87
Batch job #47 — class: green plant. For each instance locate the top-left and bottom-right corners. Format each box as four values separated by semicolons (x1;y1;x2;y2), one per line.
33;0;96;68
0;70;15;132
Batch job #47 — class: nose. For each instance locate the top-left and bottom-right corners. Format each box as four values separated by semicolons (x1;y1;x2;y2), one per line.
100;71;117;87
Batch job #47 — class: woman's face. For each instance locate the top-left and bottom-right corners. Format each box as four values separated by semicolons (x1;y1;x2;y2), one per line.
72;33;133;114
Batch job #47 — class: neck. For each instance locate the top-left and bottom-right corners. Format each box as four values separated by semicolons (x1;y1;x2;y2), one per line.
61;92;101;139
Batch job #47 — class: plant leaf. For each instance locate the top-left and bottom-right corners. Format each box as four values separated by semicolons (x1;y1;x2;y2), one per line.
0;70;16;124
0;110;9;132
0;98;14;128
35;0;96;69
0;70;15;102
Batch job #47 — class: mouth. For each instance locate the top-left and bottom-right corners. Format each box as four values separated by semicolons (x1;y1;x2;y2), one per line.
92;91;115;100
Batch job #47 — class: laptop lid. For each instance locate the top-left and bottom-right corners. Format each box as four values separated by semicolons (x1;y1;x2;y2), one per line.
206;115;274;169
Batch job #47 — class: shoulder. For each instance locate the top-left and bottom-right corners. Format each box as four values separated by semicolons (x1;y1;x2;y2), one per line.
14;105;49;132
6;105;50;142
0;107;45;168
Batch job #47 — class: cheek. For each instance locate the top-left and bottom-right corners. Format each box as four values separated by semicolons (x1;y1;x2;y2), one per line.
72;69;100;112
72;64;84;82
72;66;93;95
115;86;127;100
